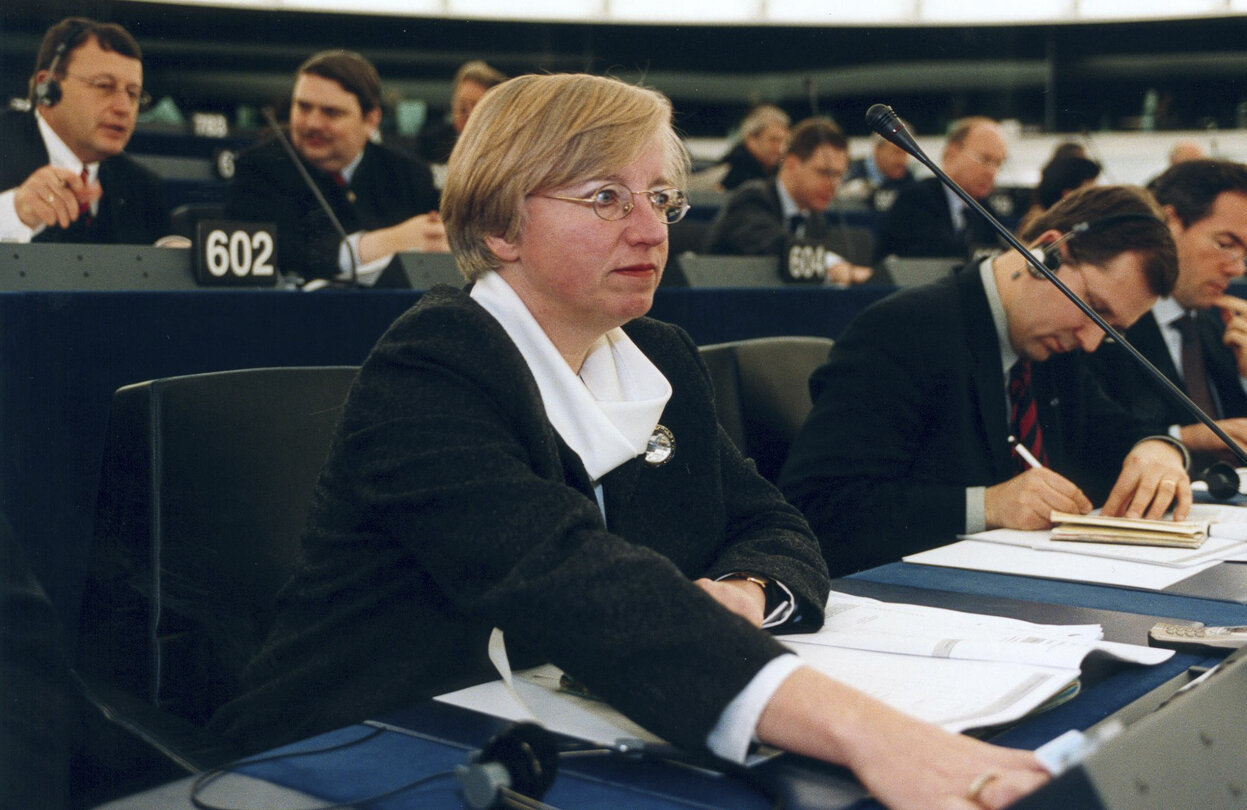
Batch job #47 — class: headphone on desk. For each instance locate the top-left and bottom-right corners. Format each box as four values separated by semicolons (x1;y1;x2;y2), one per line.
456;722;561;809
1027;212;1165;277
34;22;91;108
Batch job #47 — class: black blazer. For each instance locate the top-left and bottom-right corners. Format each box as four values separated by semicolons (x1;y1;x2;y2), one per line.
779;265;1154;575
874;176;994;262
211;286;830;755
1087;308;1247;471
0;109;168;244
701;177;830;256
226;138;438;285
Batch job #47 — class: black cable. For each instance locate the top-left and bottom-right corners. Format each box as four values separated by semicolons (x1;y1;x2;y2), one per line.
188;726;455;810
558;741;785;810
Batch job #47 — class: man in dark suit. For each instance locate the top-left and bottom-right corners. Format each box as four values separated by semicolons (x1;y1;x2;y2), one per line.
0;18;168;244
780;185;1189;576
874;116;1005;262
702;116;872;284
839;132;915;213
714;104;790;191
227;50;447;287
1087;160;1247;474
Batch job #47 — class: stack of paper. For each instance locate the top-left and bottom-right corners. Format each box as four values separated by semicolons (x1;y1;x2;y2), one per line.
1049;511;1209;549
906;503;1247;589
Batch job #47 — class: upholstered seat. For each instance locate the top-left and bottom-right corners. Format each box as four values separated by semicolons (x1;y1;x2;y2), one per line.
699;336;832;483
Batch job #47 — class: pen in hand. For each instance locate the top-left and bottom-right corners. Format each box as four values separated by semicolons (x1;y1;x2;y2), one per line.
1008;435;1043;469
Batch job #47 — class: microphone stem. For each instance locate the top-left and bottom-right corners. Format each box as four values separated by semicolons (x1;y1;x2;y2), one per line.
890;115;1247;468
260;108;359;288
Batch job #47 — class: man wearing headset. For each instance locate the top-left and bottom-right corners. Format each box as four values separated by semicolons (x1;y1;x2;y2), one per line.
779;185;1193;576
0;17;168;244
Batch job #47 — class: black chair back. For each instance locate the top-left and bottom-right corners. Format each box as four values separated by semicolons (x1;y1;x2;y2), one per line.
699;336;833;483
81;366;358;727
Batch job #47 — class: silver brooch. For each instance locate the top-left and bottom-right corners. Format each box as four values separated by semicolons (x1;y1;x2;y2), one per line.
644;424;675;466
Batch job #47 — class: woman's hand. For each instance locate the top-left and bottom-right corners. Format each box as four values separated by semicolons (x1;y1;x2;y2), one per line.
694;577;766;627
757;667;1050;810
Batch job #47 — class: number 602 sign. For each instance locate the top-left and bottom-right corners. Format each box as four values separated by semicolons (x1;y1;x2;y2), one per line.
194;221;279;286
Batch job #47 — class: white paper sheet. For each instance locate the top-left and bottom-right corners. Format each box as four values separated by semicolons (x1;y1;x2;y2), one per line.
904;538;1222;589
800;591;1172;669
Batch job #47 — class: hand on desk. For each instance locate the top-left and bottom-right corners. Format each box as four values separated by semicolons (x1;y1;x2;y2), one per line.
984;468;1092;531
1101;439;1191;521
358;211;450;264
827;261;874;286
694;577;765;627
757;667;1049;810
14;166;101;231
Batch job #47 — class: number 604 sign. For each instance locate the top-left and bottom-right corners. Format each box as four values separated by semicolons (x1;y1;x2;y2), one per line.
194;220;279;286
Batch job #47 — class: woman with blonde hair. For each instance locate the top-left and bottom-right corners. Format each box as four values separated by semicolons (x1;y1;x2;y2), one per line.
214;73;1047;810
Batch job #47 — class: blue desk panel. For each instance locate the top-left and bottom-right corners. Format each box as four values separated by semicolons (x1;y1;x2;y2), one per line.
191;578;1225;810
852;563;1247;627
214;650;1212;810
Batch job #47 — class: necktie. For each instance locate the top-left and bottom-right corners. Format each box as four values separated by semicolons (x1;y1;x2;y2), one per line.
79;166;92;222
332;172;347;187
1175;313;1218;418
788;214;805;237
1008;359;1048;471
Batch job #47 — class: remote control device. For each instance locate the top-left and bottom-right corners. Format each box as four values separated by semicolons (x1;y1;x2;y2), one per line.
1147;622;1247;653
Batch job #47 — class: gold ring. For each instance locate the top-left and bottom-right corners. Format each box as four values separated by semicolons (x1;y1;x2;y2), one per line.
966;771;999;804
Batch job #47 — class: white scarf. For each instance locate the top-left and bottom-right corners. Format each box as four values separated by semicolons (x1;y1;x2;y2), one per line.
470;271;672;487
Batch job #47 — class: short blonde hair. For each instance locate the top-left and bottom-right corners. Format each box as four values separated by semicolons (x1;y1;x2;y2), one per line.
442;73;689;281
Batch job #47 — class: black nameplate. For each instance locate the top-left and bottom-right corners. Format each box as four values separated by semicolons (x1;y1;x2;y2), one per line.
194;220;279;286
782;241;828;284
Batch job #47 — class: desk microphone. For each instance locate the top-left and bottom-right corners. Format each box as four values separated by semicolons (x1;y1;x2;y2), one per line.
865;103;1247;472
260;106;358;289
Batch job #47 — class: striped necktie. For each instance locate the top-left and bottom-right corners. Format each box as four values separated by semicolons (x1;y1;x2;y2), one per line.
1008;359;1047;471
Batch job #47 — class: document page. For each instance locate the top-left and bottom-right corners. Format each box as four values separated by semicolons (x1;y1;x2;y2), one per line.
435;592;1172;753
789;591;1171;670
905;539;1222;588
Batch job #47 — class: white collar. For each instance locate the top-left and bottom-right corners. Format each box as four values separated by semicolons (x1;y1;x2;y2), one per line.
776;176;803;220
35;110;97;183
980;256;1019;376
338;147;365;184
1153;295;1187;327
470;271;672;483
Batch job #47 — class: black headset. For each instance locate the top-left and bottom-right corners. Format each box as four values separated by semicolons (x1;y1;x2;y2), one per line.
1029;212;1164;276
455;722;561;809
34;22;90;108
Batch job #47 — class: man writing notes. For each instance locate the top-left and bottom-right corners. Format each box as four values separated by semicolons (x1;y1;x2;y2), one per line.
874;116;1006;262
1087;160;1247;474
780;185;1191;576
0;17;168;244
227;50;447;287
702;117;872;284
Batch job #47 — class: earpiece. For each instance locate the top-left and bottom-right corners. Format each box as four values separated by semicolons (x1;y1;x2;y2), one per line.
34;23;88;108
1026;212;1163;279
455;722;560;809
